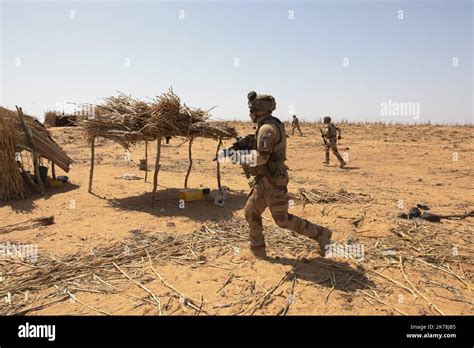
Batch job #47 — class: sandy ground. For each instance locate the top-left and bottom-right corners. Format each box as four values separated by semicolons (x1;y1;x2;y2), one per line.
0;122;472;315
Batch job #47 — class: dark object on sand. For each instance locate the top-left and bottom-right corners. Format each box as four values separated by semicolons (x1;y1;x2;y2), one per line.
398;205;473;223
139;159;147;171
0;216;55;234
416;204;430;210
419;212;441;223
398;207;421;219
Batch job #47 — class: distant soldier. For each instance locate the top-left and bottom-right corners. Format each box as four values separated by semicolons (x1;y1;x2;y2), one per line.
241;91;332;258
291;115;303;136
321;116;346;168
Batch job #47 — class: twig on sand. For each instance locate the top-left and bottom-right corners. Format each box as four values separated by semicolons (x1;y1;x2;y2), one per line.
244;260;299;315
399;257;445;316
67;291;111;315
113;262;162;315
415;258;472;292
369;270;417;298
357;289;408;316
13;295;69;315
217;272;234;294
146;250;202;313
279;271;297;316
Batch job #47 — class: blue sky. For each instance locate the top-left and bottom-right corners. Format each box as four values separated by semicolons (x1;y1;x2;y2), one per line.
1;0;472;124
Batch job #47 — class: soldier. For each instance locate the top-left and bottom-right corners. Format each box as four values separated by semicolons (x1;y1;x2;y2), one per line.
321;116;346;168
241;91;332;258
291;115;303;136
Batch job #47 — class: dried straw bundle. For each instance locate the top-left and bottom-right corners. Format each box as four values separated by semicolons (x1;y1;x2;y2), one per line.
148;89;237;139
0;107;51;152
0;115;26;201
80;94;155;148
187;121;238;139
148;89;211;136
80;89;237;145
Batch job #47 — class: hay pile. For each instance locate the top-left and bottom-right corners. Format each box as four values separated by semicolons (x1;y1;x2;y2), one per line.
0;114;26;200
80;89;237;148
80;94;155;147
0;107;51;152
43;110;58;127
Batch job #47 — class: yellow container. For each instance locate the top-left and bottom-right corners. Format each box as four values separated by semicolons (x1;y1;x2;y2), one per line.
49;179;63;187
178;189;203;202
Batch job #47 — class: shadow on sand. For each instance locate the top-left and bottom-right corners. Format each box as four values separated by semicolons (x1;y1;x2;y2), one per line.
106;188;248;222
265;255;374;292
1;182;80;213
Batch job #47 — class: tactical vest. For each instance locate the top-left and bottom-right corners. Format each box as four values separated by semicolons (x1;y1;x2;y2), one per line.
255;116;287;178
326;123;337;139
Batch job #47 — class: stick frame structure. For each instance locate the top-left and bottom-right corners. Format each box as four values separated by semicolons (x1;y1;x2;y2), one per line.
16;106;45;195
151;137;162;206
88;137;95;193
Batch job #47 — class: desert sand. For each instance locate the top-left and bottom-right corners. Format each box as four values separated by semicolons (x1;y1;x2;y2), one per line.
0;122;472;315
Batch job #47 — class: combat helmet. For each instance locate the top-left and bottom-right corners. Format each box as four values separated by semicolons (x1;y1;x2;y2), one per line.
247;91;276;121
323;116;331;123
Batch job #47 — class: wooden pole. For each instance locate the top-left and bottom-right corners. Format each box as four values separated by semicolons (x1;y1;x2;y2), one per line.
215;137;223;191
16;106;44;195
184;137;194;188
88;138;95;193
18;160;40;192
144;141;148;183
151;137;162;206
51;161;56;180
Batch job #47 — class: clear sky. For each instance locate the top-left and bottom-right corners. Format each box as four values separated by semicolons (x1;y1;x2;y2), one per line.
1;0;472;124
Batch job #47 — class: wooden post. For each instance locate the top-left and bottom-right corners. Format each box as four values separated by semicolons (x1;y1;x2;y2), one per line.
51;161;56;180
18;160;40;192
184;137;194;188
151;137;162;206
16;106;44;195
144;141;148;183
88;137;95;193
215;137;223;191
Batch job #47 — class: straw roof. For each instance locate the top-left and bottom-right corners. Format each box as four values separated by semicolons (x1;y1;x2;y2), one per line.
0;107;73;172
79;90;238;148
0;114;26;200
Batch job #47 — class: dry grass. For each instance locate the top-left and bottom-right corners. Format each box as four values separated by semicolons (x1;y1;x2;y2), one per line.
0;107;52;152
79;89;237;148
0;114;26;200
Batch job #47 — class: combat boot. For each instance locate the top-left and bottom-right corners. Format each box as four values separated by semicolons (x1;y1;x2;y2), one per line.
339;161;347;168
310;226;332;257
316;227;332;257
240;244;267;260
250;245;267;258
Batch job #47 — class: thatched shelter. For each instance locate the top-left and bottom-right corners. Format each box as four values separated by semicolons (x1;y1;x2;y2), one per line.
79;89;238;205
0;106;73;200
44;111;77;127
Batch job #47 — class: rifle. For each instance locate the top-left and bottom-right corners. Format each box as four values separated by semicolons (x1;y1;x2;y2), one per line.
213;135;256;178
320;129;328;146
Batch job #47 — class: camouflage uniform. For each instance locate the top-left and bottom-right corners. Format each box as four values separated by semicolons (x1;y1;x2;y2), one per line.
291;116;303;136
321;121;346;167
242;92;332;257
